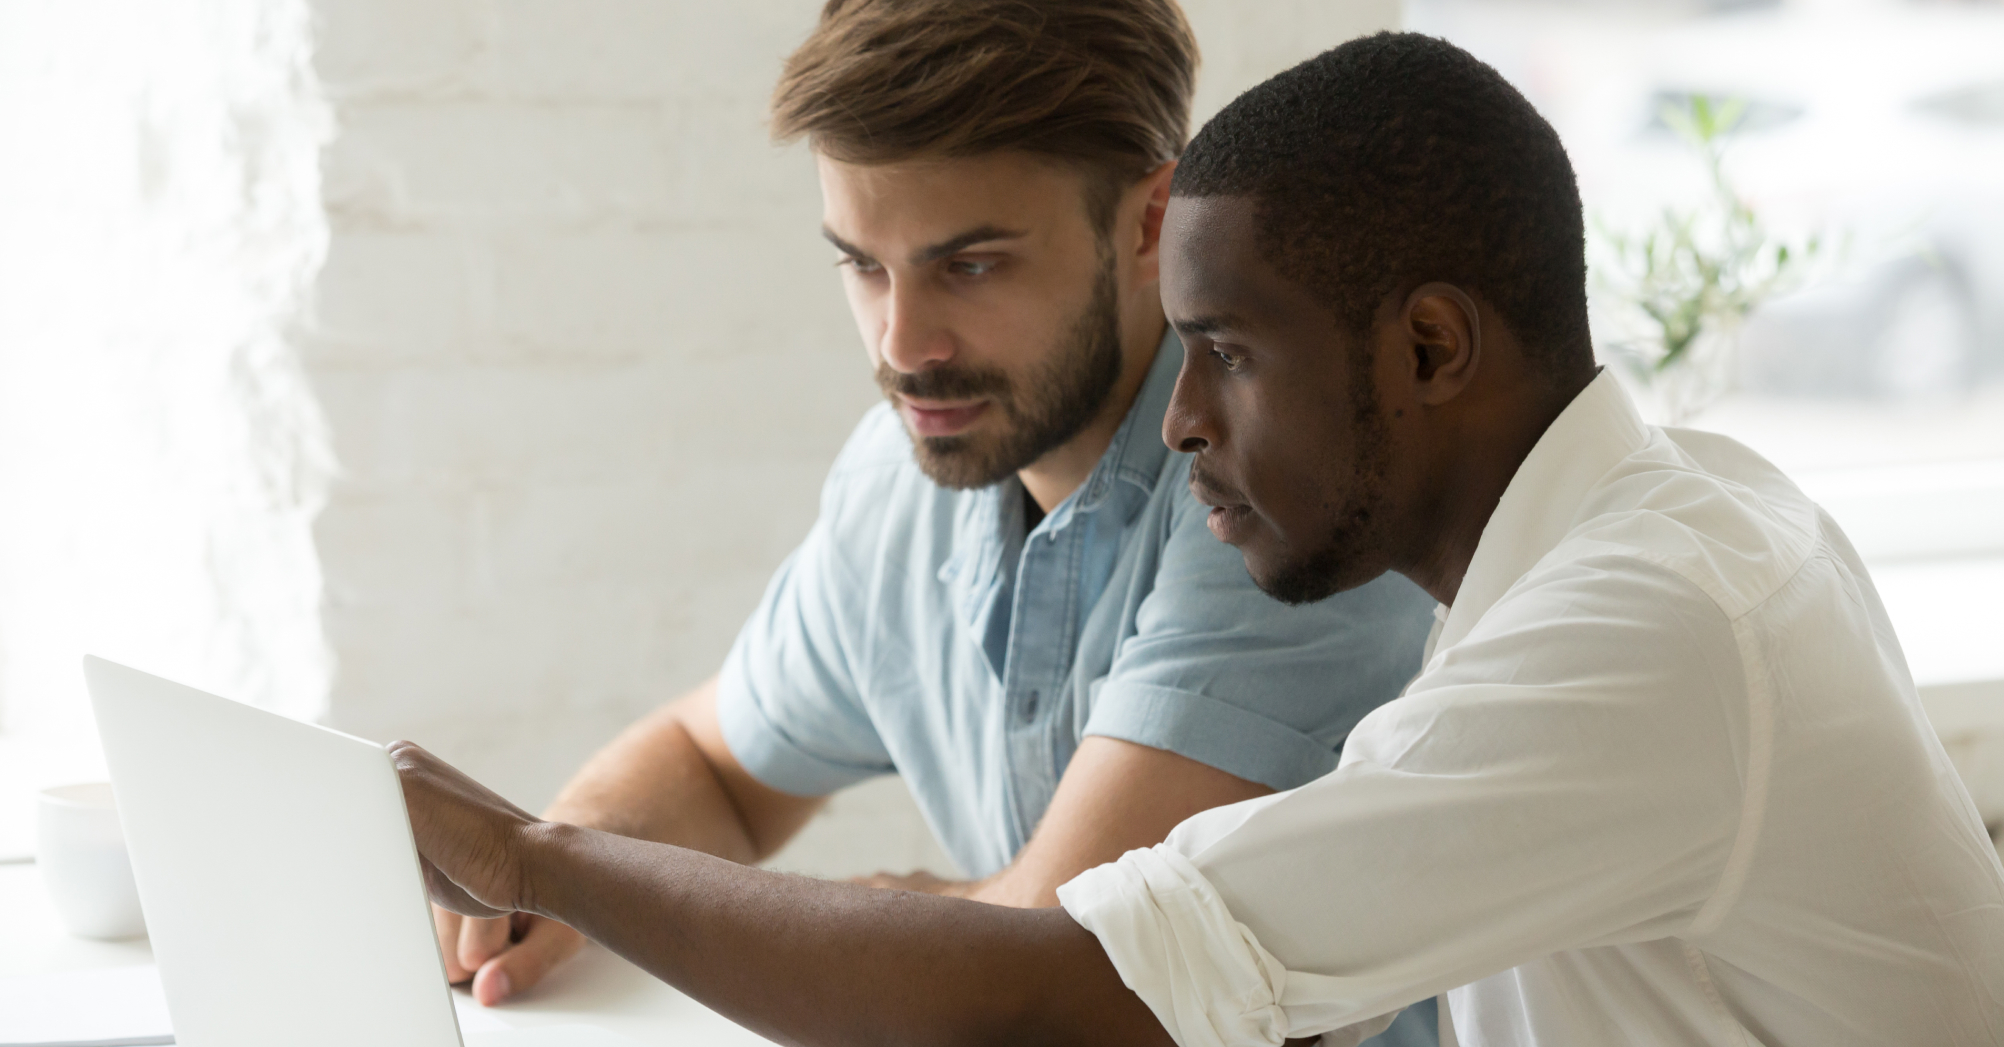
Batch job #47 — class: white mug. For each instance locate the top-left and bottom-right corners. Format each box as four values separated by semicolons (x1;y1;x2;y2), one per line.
36;782;147;940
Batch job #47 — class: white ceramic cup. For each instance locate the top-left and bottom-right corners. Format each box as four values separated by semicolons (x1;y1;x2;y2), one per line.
36;782;147;940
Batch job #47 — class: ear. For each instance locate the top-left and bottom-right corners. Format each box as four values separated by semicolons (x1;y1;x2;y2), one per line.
1130;160;1177;285
1401;282;1482;406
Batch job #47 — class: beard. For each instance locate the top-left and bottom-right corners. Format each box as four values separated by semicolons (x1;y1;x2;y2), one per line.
877;255;1123;491
1256;367;1394;606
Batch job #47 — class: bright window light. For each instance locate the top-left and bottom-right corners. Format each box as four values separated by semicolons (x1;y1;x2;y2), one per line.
0;0;332;854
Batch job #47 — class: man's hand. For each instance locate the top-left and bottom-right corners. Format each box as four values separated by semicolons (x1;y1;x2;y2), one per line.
431;910;587;1005
390;741;540;921
404;677;825;1007
395;741;588;1004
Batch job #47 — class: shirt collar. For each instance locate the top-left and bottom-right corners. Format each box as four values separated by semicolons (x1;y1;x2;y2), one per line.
1435;369;1651;655
1077;327;1181;510
938;324;1181;585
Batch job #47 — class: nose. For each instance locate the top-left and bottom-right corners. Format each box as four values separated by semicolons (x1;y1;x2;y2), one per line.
878;282;956;374
1162;354;1215;454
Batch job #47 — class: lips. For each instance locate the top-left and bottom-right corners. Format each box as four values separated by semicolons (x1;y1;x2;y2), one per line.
899;398;991;438
1188;469;1255;545
1204;503;1255;543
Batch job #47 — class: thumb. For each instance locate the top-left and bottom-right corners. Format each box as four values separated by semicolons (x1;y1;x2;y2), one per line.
472;917;584;1006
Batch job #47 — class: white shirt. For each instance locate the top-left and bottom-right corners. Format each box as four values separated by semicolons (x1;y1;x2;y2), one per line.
1058;372;2004;1047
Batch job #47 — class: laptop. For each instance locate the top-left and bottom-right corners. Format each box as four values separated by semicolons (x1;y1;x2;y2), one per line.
83;656;642;1047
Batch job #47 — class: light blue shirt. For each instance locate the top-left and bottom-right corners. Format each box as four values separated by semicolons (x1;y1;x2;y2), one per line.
717;333;1437;878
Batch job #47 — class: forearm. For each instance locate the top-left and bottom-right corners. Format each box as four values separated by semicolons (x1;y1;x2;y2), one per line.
518;822;1168;1047
543;675;817;865
543;706;755;861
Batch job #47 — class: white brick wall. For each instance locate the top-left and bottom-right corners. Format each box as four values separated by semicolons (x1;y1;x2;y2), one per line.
303;0;1399;879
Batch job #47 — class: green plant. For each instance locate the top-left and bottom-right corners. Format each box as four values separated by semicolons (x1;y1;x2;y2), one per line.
1598;95;1821;379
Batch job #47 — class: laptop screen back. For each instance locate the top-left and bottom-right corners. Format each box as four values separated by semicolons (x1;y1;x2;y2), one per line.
84;656;463;1047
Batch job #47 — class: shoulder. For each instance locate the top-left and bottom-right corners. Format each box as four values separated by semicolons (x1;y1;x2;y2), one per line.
827;402;918;483
814;403;937;519
1552;430;1821;622
1485;547;1736;654
1414;551;1747;782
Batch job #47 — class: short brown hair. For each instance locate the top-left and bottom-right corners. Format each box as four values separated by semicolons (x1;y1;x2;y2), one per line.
772;0;1199;229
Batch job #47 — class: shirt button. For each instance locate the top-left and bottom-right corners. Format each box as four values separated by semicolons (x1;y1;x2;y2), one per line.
1022;690;1041;719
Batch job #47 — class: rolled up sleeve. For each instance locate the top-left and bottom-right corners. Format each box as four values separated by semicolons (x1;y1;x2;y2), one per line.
1084;681;1345;793
716;523;895;795
1059;844;1400;1047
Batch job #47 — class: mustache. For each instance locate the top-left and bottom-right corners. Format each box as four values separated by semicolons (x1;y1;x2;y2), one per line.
1187;459;1248;507
876;362;1012;403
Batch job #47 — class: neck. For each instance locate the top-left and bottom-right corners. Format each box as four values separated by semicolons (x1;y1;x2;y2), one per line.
1018;306;1166;513
1397;373;1592;606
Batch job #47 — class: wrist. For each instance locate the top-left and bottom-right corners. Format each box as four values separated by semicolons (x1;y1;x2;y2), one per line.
515;819;588;920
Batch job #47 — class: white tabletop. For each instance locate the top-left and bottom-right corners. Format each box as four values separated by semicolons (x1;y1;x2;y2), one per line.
0;862;775;1046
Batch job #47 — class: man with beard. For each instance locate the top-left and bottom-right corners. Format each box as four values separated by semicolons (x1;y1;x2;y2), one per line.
427;4;1436;1042
391;31;2003;1047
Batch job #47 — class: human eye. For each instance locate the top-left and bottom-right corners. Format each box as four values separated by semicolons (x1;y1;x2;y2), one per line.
1210;346;1246;372
946;257;999;278
837;254;883;276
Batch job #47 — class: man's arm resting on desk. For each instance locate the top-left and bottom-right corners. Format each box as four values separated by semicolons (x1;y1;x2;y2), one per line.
395;741;1174;1047
857;735;1273;908
434;675;825;1002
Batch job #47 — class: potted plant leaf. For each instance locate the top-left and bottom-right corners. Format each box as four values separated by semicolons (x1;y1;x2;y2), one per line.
1596;95;1824;424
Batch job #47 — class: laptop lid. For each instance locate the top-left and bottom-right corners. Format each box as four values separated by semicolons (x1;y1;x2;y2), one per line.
84;656;465;1047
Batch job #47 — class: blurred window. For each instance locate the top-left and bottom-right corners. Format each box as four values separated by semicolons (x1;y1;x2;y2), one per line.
1917;78;2004;126
1407;0;2004;708
0;0;329;858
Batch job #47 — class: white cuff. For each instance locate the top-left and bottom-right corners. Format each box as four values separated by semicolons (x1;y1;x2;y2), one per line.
1058;845;1398;1047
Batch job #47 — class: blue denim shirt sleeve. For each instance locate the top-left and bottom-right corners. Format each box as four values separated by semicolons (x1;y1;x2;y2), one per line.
715;423;899;797
1082;478;1438;792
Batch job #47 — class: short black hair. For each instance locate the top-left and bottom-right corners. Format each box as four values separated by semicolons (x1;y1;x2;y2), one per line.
1173;32;1592;380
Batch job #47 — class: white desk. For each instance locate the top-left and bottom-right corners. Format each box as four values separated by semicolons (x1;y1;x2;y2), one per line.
0;862;775;1046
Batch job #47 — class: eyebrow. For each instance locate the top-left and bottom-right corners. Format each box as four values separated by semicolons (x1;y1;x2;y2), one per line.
912;224;1025;265
821;227;870;260
1172;314;1246;337
821;224;1028;267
